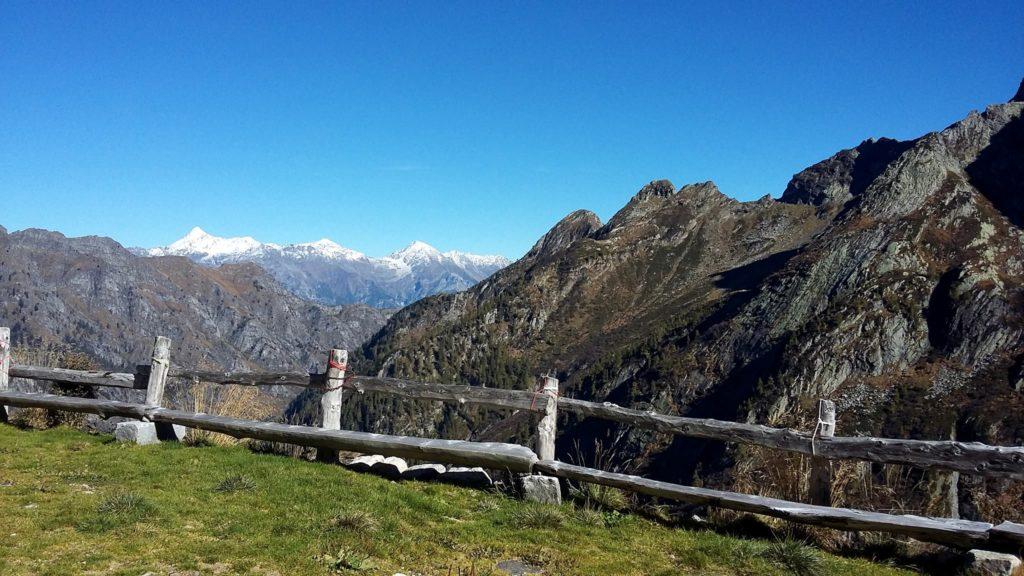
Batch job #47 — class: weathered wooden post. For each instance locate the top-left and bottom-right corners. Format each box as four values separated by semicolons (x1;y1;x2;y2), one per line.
145;336;171;407
317;348;347;463
809;399;835;506
115;335;173;444
536;375;559;461
0;327;10;423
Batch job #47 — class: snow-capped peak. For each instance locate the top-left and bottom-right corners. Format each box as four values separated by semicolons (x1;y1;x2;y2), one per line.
443;250;511;269
289;238;366;260
146;228;511;305
389;240;443;263
158;227;264;260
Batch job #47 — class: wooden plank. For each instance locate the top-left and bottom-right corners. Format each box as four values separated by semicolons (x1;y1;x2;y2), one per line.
0;328;9;422
558;397;1024;479
0;390;151;420
168;368;318;387
9;364;142;389
536;376;558;460
989;521;1024;550
533;460;993;549
345;375;543;413
809;399;835;506
144;336;171;407
151;409;538;472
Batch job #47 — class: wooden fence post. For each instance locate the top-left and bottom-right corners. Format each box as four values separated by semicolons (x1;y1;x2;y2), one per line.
317;349;346;462
0;327;10;423
809;399;835;506
537;375;559;460
145;336;175;439
145;336;171;407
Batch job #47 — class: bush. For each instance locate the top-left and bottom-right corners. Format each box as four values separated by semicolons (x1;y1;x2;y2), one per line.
505;504;564;529
78;491;153;532
10;346;98;429
214;474;256;493
328;510;379;532
761;539;825;576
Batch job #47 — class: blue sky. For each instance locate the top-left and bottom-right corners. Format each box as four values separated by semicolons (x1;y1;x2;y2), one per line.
1;1;1021;258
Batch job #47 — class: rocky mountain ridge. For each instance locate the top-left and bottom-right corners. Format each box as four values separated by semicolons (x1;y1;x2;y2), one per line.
327;82;1024;517
142;227;510;308
0;227;390;376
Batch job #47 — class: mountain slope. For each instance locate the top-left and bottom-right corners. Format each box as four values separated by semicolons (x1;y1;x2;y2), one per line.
144;228;510;307
330;84;1024;514
0;227;390;374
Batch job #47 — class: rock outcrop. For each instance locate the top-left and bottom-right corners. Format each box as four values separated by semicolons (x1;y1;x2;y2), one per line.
307;82;1024;517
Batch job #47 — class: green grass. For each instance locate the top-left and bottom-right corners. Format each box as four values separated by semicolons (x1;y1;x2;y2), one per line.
0;426;914;576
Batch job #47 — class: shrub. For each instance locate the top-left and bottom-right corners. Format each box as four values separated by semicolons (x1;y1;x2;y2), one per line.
174;381;276;446
78;491;153;532
328;510;379;532
213;474;256;493
760;539;825;576
505;504;564;529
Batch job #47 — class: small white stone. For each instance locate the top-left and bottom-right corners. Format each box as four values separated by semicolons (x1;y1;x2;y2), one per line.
402;463;446;481
440;467;492;487
962;549;1022;576
520;475;561;505
371;456;408;479
344;454;384;472
114;421;159;445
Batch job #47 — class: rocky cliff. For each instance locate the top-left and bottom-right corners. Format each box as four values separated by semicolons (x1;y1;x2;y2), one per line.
321;83;1024;513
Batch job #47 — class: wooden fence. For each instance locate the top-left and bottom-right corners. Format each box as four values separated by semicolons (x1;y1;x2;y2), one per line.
0;328;1022;552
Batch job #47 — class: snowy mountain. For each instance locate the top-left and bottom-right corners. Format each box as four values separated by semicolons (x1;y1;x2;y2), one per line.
142;227;510;308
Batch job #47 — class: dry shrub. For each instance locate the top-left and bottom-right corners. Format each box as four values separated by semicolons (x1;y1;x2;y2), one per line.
174;380;276;446
9;346;98;429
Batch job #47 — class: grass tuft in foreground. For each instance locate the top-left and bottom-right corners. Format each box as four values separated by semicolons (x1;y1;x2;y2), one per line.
0;425;915;576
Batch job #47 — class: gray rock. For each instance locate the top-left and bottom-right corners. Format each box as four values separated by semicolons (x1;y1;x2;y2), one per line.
402;463;446;481
345;454;384;472
496;559;543;575
114;421;159;445
440;467;492;488
370;456;408;479
961;549;1022;576
520;474;561;505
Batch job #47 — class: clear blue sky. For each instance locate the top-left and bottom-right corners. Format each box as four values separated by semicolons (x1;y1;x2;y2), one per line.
1;1;1021;258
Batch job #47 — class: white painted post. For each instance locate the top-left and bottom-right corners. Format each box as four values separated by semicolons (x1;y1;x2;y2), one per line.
317;349;346;463
809;399;835;506
536;375;559;461
144;336;171;407
0;327;10;422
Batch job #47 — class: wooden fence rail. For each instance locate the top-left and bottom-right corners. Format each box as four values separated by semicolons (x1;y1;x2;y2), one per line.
557;397;1024;480
2;330;1023;553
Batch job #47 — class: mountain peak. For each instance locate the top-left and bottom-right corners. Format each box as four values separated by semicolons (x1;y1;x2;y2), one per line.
634;179;676;201
527;209;601;258
390;241;443;262
1012;77;1024;103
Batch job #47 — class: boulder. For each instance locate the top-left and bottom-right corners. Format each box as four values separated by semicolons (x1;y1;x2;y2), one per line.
440;467;492;488
371;456;408;480
402;463;446;481
961;550;1022;576
113;421;159;445
520;475;561;505
345;454;384;472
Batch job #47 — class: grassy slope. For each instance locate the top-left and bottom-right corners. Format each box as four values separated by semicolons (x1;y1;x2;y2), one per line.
0;426;911;576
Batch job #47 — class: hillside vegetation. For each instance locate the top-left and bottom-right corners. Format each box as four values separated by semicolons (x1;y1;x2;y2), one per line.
0;426;912;576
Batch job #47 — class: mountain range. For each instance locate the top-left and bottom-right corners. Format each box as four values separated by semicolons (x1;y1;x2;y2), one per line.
141;228;510;308
0;227;390;378
312;81;1024;520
